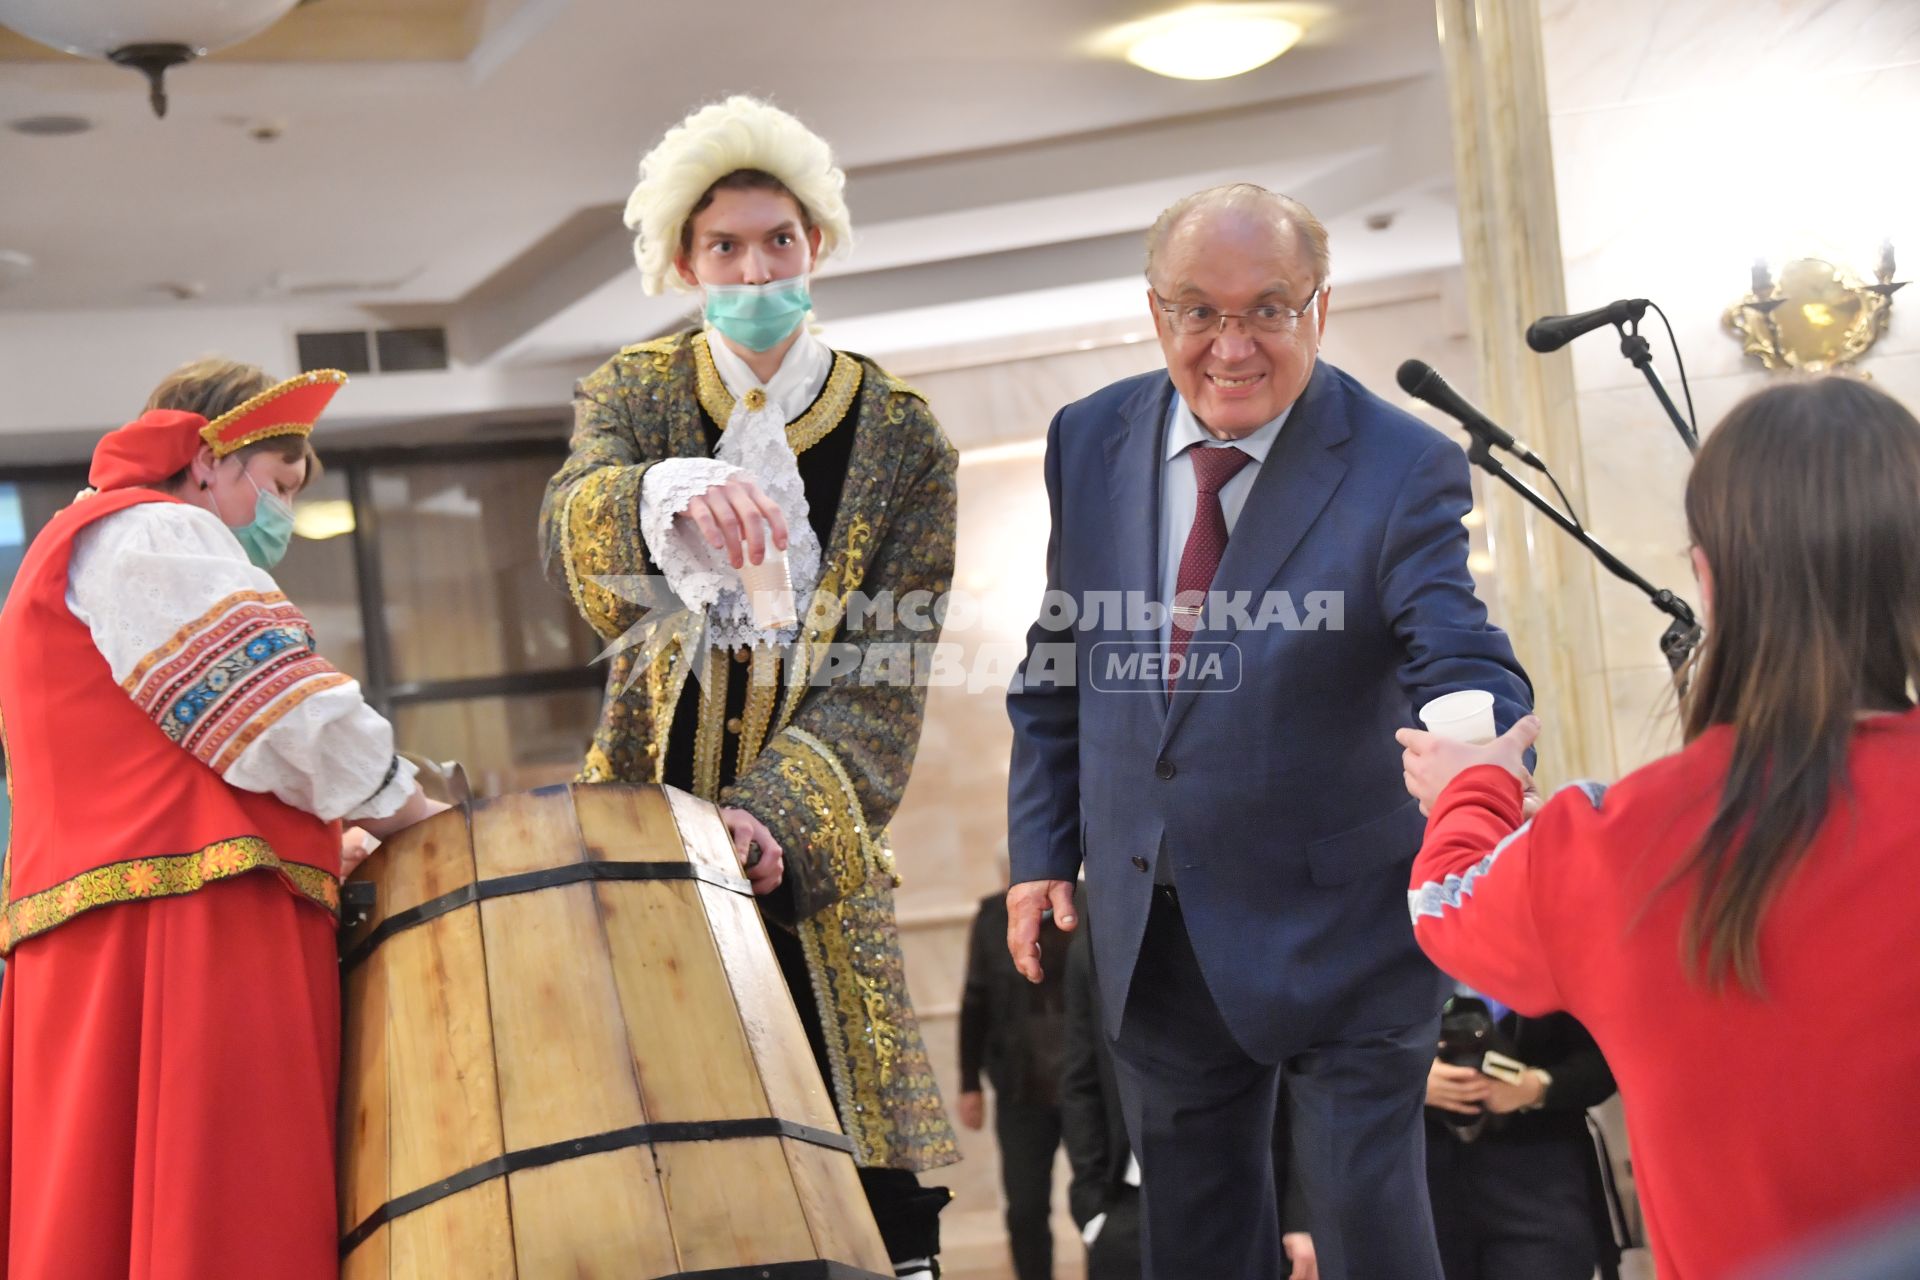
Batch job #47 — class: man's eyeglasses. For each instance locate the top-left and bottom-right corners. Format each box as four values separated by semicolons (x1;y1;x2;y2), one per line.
1155;288;1321;337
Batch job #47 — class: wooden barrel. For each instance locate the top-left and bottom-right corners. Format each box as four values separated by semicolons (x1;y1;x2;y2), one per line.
336;782;893;1278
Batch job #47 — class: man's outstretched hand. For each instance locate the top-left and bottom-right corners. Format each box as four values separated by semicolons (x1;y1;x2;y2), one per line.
1006;879;1077;983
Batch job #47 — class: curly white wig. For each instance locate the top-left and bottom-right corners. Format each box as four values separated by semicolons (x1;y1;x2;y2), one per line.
623;95;852;296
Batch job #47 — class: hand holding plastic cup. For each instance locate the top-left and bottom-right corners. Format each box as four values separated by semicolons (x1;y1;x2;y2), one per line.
1418;689;1497;745
737;546;797;630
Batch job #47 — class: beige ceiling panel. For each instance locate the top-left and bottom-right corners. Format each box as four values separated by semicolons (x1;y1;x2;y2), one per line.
0;0;486;63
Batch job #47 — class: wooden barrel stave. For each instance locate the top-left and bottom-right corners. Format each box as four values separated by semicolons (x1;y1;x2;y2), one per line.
506;1146;679;1276
391;1182;514;1278
340;783;891;1277
698;881;844;1133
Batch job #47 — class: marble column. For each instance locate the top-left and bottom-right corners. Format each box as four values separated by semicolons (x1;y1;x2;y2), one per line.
1434;0;1618;782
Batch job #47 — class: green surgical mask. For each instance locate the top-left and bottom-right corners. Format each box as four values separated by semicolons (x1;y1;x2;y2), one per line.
703;276;811;352
231;472;296;569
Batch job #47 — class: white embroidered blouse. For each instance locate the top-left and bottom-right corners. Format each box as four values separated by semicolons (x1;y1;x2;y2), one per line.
65;501;416;824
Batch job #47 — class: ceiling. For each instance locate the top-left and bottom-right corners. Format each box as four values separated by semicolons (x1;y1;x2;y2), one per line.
0;0;499;63
0;0;1462;447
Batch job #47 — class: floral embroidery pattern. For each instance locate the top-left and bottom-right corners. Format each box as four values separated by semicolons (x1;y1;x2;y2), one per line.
126;591;350;771
1;837;339;953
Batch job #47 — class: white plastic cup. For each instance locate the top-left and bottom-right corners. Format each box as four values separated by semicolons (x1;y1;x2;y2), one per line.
1418;689;1497;745
737;547;797;629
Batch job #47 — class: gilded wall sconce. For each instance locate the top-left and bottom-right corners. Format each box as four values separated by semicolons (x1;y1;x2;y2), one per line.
1725;243;1906;372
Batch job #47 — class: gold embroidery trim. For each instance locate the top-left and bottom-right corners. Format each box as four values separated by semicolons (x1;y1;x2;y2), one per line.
776;513;878;735
560;465;643;640
795;918;872;1157
691;331;732;424
617;335;680;358
786;727;896;887
647;640;686;784
882;372;928;403
690;332;864;456
212;422;317;454
773;728;928;1161
581;742;617;784
736;646;781;774
199;369;348;457
692;647;728;802
1;837;340;954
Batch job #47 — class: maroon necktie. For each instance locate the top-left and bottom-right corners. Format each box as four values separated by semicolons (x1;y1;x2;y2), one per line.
1169;445;1253;691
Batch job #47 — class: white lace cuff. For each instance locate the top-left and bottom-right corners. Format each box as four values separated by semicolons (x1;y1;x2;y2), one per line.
347;753;421;824
639;457;745;613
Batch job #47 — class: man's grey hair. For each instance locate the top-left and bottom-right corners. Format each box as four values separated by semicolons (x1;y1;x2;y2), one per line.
1144;183;1331;291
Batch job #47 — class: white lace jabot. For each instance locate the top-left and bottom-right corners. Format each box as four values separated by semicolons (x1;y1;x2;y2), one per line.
637;330;831;649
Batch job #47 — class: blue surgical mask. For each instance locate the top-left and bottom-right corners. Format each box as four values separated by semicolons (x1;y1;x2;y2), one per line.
231;471;296;569
703;276;811;352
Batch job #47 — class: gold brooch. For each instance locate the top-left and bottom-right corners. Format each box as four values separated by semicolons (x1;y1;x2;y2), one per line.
743;387;768;412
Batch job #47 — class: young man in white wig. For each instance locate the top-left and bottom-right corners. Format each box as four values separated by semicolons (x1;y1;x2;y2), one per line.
540;95;959;1275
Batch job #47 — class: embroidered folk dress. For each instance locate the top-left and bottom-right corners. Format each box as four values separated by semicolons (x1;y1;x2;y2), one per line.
539;328;961;1178
0;489;414;1280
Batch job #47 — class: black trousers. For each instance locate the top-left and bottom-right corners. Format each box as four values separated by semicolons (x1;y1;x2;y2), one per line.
1427;1128;1599;1280
995;1098;1063;1280
1108;888;1444;1280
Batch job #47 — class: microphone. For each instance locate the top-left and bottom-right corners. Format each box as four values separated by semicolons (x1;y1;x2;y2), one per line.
1525;298;1649;353
1395;359;1545;471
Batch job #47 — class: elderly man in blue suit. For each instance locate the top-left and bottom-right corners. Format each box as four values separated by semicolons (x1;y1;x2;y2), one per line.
1004;183;1533;1280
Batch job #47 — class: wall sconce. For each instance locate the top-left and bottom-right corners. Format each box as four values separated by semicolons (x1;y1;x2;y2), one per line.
1725;243;1905;372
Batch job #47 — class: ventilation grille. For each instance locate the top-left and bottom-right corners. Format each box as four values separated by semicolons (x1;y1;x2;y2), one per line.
296;326;448;375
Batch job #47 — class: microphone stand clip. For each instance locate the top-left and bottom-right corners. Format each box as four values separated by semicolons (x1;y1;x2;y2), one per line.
1463;437;1702;677
1615;316;1701;454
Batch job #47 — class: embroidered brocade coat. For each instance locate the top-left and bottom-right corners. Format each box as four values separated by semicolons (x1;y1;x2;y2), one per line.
538;330;960;1172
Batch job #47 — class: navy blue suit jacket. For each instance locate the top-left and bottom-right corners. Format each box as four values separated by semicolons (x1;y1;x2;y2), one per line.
1006;360;1533;1062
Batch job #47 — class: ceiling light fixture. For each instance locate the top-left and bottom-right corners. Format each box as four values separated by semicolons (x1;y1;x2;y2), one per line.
0;0;302;117
293;499;356;542
1114;4;1306;81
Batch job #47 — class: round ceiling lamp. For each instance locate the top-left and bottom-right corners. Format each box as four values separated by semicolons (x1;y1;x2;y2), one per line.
1115;5;1306;81
0;0;302;116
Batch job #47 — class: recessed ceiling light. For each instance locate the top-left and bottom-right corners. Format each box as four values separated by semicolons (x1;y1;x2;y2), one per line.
7;114;94;137
1114;5;1305;81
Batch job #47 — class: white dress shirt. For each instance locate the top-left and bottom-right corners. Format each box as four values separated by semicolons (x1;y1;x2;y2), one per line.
703;324;832;422
1156;394;1293;656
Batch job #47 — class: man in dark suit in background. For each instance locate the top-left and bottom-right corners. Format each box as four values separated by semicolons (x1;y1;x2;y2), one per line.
1061;928;1317;1280
957;889;1073;1280
1004;183;1532;1279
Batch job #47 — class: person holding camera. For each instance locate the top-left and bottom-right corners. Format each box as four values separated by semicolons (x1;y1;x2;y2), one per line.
1424;991;1619;1280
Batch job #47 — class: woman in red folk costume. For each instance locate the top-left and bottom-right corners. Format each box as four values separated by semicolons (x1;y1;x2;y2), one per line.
0;359;444;1280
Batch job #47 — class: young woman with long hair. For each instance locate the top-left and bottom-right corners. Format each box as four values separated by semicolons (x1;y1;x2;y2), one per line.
1398;376;1920;1279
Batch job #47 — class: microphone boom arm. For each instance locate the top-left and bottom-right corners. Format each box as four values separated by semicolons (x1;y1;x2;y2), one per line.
1464;438;1702;674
